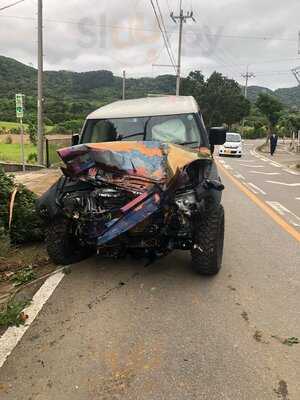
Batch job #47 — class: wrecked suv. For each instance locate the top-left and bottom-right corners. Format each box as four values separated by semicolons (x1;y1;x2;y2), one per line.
38;96;227;275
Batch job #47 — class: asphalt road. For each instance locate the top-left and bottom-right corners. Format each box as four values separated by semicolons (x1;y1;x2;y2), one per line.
217;141;300;231
0;142;299;400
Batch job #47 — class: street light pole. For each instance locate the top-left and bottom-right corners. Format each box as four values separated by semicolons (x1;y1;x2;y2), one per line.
37;0;44;165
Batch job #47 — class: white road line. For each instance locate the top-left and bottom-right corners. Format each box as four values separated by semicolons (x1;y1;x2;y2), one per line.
270;162;281;168
283;169;300;176
223;164;233;170
0;271;65;369
266;181;300;187
244;182;259;194
296;198;300;201
233;173;246;180
266;201;300;227
250;171;280;176
240;165;265;168
247;183;266;195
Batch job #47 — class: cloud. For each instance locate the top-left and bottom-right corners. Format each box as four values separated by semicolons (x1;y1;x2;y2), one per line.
0;0;299;89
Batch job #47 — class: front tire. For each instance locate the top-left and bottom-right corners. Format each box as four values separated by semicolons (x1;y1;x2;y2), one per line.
46;219;92;265
191;205;225;275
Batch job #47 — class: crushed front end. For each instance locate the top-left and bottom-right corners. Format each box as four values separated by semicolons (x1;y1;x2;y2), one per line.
37;141;224;263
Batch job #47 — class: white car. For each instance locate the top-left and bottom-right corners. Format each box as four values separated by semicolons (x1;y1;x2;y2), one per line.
219;132;243;157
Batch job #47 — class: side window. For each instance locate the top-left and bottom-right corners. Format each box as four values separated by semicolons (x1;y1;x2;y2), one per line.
89;120;118;143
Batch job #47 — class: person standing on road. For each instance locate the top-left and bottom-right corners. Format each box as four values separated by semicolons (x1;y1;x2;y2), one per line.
270;133;278;156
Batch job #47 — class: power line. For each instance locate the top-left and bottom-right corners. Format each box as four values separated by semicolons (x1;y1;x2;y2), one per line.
150;0;177;72
0;13;297;43
155;0;176;66
0;0;24;11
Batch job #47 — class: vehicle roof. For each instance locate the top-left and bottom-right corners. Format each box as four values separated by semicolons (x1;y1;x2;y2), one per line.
227;132;241;136
86;96;199;120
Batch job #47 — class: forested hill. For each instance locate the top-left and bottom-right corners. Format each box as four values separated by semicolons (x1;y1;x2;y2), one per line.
0;55;176;100
0;55;299;123
247;85;300;107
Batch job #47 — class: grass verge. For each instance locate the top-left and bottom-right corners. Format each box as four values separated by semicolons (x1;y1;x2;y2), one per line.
0;143;37;162
0;300;29;328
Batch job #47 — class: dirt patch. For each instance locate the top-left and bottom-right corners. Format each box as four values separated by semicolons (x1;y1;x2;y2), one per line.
0;243;57;308
241;311;249;322
253;330;263;342
14;169;61;196
0;134;31;145
274;380;289;400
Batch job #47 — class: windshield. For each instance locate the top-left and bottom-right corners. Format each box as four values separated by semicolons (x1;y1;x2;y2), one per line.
81;114;204;147
226;133;241;143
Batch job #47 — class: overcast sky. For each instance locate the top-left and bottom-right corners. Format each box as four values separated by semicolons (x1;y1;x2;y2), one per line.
0;0;299;89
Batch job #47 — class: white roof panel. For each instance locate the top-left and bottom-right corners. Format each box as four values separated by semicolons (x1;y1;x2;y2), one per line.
87;96;199;120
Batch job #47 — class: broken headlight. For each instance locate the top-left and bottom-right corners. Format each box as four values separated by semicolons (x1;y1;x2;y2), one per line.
175;190;196;214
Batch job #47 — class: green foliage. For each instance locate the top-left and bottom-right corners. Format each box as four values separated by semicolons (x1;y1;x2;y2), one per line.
27;120;37;145
0;300;29;328
0;225;10;257
50;119;83;134
12;266;36;286
0;167;44;244
242;126;267;139
277;112;300;136
255;93;284;131
27;152;38;164
182;70;251;127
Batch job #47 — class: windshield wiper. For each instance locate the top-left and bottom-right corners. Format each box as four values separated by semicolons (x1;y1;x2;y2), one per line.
117;132;144;140
176;141;200;146
117;117;152;141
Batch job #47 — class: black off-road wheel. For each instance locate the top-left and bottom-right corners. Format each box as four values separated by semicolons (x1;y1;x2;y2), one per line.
46;219;92;265
191;204;225;276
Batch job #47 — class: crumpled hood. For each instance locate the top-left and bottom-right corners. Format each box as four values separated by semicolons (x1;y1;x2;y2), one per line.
58;141;211;183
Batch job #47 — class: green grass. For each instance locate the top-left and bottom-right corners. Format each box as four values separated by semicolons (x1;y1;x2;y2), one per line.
0;143;37;162
0;121;53;132
0;121;28;130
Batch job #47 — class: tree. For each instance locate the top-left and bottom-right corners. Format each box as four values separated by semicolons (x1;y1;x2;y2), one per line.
255;93;284;135
277;112;300;137
181;71;251;128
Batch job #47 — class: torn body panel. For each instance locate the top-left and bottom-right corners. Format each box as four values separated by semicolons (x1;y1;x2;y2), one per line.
38;141;223;257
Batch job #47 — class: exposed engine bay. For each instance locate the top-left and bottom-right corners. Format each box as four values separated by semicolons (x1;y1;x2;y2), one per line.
37;141;224;260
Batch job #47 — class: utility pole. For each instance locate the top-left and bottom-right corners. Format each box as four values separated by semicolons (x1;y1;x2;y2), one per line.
241;66;255;99
37;0;44;165
291;31;300;85
122;70;126;100
171;5;195;96
241;66;255;136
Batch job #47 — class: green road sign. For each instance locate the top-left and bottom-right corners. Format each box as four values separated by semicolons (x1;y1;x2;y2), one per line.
16;93;24;118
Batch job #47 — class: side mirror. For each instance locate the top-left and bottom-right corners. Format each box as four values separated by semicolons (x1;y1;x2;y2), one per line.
209;127;227;145
72;133;80;146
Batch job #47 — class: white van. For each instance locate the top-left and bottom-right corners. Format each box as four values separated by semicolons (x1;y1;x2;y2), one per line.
218;132;243;158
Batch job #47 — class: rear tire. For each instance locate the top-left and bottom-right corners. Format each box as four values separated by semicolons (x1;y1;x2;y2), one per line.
191;205;225;276
46;219;92;265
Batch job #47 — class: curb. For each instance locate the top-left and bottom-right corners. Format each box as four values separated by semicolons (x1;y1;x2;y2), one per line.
254;146;300;175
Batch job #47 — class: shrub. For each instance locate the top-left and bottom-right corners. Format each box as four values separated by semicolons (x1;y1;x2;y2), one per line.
0;167;44;245
242;126;267;139
4;135;12;144
27;152;38;164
